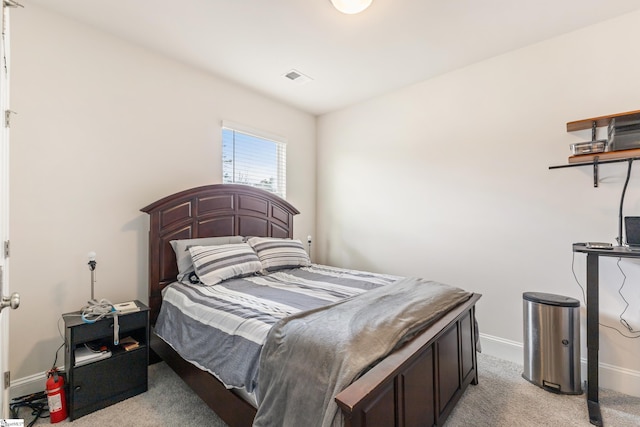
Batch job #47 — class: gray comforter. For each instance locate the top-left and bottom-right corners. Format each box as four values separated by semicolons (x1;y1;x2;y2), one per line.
253;277;472;427
155;265;400;396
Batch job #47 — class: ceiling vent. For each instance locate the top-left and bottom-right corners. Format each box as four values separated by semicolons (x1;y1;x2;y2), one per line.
283;69;313;85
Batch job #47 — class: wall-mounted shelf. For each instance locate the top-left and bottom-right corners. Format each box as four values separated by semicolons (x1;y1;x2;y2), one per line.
566;147;640;164
566;109;640;132
550;110;640;187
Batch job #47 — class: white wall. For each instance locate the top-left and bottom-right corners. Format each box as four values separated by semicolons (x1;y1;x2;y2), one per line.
9;5;315;382
317;11;640;396
10;1;640;402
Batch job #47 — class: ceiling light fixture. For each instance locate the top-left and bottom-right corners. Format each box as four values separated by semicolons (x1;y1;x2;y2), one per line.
330;0;373;14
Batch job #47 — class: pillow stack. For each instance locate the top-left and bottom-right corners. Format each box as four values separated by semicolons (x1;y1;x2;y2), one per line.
170;236;244;284
169;236;311;286
188;243;262;286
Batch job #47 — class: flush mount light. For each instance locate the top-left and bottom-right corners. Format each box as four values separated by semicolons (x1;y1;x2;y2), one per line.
330;0;373;14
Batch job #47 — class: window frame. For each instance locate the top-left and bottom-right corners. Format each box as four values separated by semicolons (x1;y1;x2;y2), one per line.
221;121;287;199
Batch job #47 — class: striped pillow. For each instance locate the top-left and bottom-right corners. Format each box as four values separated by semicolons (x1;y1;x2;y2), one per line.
170;236;245;284
247;237;311;271
188;243;262;286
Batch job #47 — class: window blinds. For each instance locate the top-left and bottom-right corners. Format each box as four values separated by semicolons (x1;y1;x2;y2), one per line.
222;122;287;199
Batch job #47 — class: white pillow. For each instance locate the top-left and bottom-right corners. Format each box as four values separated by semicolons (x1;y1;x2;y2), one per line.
246;237;311;271
189;243;262;286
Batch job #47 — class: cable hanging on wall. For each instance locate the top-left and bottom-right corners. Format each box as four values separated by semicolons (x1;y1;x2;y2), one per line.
616;158;633;246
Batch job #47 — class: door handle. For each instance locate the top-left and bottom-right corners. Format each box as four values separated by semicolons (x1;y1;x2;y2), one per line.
0;292;19;312
0;265;19;312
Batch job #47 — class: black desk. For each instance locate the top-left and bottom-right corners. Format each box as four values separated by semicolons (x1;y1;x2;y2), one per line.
572;243;640;426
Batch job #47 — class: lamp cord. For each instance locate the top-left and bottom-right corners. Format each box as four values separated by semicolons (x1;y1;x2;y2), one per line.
571;252;640;338
81;299;114;323
617;158;633;246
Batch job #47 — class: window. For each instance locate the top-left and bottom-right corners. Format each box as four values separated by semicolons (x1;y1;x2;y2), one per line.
222;122;287;199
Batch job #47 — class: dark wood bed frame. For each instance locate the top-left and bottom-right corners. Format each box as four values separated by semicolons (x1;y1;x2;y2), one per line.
141;184;481;427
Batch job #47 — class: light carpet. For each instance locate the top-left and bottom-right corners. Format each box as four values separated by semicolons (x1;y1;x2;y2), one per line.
25;353;640;426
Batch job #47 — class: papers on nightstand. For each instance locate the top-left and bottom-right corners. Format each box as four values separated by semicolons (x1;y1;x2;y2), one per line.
74;345;111;367
113;301;139;314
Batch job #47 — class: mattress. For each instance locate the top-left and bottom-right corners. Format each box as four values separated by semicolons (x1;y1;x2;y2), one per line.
154;264;401;401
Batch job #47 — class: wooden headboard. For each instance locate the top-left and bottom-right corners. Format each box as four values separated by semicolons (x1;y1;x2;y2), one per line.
141;184;299;324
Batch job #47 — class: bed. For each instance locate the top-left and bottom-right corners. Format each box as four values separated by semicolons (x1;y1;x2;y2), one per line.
141;184;481;427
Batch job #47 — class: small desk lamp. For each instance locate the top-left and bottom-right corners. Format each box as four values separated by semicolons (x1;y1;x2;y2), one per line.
88;251;97;302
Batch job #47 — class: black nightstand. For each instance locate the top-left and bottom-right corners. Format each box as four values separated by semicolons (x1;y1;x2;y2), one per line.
63;300;149;420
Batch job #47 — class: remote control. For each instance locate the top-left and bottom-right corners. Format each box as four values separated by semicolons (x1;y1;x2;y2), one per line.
586;242;613;249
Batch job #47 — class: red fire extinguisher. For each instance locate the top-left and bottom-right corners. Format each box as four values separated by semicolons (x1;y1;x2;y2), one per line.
46;368;67;423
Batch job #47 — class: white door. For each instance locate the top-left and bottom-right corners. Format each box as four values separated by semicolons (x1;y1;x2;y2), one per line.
0;0;20;418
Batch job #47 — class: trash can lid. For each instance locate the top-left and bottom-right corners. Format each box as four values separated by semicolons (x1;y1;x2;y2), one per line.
523;292;580;307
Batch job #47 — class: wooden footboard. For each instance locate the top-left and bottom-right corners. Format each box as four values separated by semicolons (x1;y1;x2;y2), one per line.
150;293;480;427
335;293;481;427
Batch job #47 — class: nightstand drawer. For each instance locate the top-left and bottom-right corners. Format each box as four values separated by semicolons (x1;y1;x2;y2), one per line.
72;310;147;343
72;349;147;410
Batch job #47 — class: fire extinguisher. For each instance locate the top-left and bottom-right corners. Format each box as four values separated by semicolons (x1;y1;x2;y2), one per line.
46;368;67;423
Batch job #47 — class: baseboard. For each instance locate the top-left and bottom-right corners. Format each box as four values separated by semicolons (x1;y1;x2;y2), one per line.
479;333;640;398
478;333;523;365
10;371;47;400
9;366;65;400
597;360;640;398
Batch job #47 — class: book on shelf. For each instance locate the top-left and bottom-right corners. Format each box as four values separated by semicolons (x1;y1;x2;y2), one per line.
75;345;111;367
119;336;140;351
113;301;139;314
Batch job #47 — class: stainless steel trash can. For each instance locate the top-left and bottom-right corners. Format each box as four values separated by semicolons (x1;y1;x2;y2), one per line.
522;292;582;395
